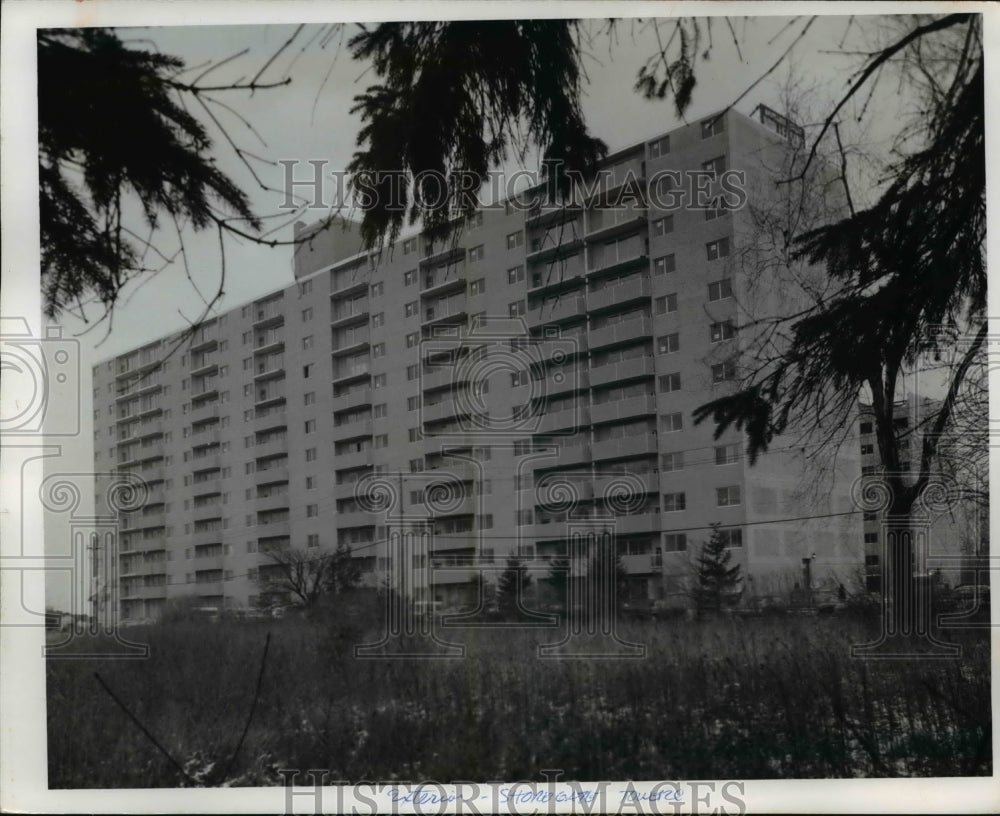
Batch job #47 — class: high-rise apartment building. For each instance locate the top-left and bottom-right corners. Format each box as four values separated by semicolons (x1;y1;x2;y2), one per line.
93;105;866;622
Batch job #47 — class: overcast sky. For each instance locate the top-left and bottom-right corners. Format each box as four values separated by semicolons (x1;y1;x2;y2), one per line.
10;7;950;610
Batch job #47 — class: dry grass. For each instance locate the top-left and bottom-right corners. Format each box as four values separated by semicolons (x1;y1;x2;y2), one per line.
47;608;991;787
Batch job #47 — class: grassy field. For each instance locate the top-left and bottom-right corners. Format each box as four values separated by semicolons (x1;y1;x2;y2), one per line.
47;608;991;787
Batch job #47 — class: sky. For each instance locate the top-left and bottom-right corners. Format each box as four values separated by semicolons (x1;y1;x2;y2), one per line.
3;6;962;611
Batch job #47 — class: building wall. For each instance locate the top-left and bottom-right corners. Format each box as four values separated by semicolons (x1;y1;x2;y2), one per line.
92;106;867;621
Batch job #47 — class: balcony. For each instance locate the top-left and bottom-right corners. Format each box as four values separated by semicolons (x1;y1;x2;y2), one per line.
253;359;286;381
422;398;460;425
528;294;587;326
621;553;658;575
545;442;592;469
331;334;370;359
190;452;222;471
427;566;479;585
424;461;480;484
333;419;373;442
190;427;220;445
254;464;289;484
252;303;285;329
587;252;648;279
425;493;480;519
419;245;466;269
420;273;467;301
253;334;284;356
421;306;467;332
335;508;377;528
589;316;653;351
252;409;286;434
192;553;224;571
190;357;219;378
590;393;657;425
330;277;368;299
330;306;370;330
589;356;655;388
526;202;583;229
421;363;466;393
526;234;584;265
592;433;657;462
334;387;372;412
593;470;659;499
255;492;290;513
536;404;590;435
334;477;370;501
588;277;652;312
192;581;225;596
331;368;370;390
189;331;218;353
254;390;286;410
125;584;169;601
332;447;372;472
253;435;288;460
585;209;648;243
254;517;290;538
191;527;224;547
188;400;219;425
609;512;662;537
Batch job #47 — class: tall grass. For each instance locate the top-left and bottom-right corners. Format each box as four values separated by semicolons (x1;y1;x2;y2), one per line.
47;613;991;787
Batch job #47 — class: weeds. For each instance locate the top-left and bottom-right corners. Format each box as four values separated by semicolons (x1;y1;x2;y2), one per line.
47;615;991;786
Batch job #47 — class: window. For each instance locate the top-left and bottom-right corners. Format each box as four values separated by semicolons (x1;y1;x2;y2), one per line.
860;421;873;434
407;428;420;442
708;279;732;301
478;515;494;530
372;313;385;328
509;300;526;318
712;360;737;383
305;448;317;462
307;534;319;548
710;320;736;343
405;332;419;348
372;343;386;359
409;457;423;473
371;281;384;297
715;444;740;465
864;532;879;544
706;237;730;261
375;434;389;449
702;115;725;139
659;372;681;393
304;392;316;406
511;370;529;387
302;335;314;350
661;412;683;432
304;419;316;434
303;364;312;379
405;301;418;317
702;155;726;176
404;269;416;286
406;364;419;381
663;492;686;512
649;135;670;158
469;245;485;262
469;278;486;296
407;396;419;411
306;476;316;489
652;216;673;237
657;333;680;354
374;403;388;419
306;504;319;518
403;237;417;255
662;452;683;471
299;279;313;296
506;231;524;250
654;293;678;315
653;254;676;275
717;486;741;506
373;373;387;389
705;203;729;221
861;443;874;455
664;533;686;552
862;465;878;476
468;210;483;228
717;528;742;548
507;265;525;284
302;307;313;321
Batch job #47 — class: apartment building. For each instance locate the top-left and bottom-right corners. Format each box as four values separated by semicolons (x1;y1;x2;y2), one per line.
92;104;865;622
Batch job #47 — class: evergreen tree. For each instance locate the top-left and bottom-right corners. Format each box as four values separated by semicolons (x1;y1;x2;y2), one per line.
497;557;530;619
694;524;743;613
